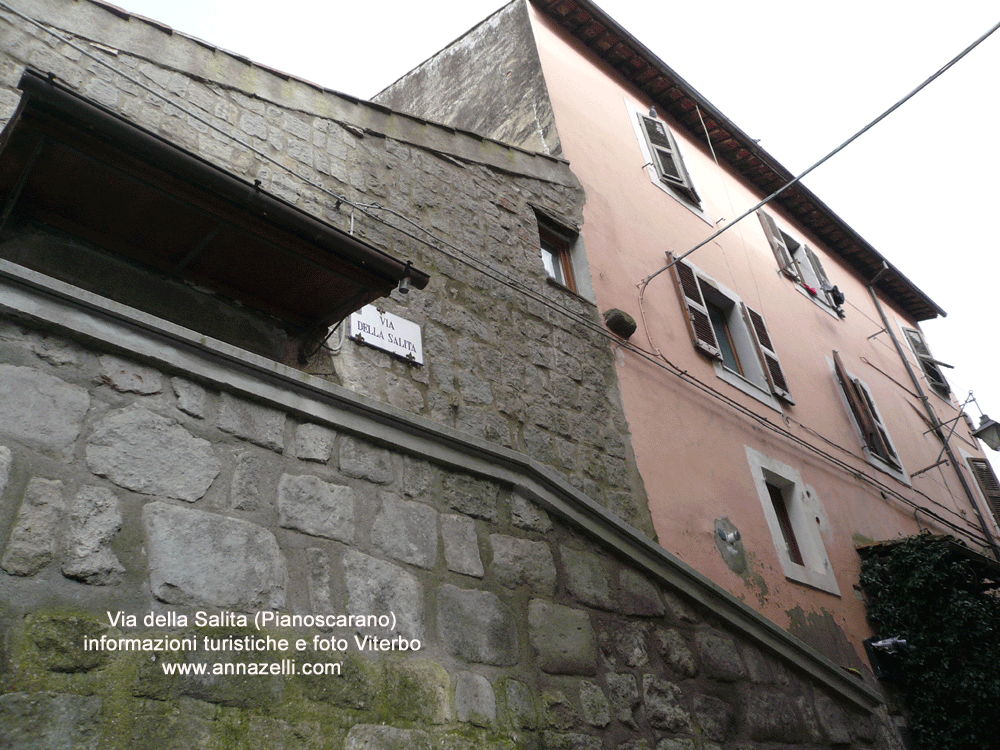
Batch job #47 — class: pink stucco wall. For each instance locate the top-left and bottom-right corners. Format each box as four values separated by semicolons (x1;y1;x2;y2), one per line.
526;3;995;664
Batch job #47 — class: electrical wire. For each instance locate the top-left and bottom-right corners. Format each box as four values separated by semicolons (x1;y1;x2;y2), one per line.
0;1;990;545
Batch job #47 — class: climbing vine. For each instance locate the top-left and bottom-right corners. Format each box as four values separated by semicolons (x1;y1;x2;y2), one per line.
859;533;1000;750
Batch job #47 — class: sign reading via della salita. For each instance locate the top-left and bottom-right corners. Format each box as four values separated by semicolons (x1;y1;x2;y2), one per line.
349;305;424;365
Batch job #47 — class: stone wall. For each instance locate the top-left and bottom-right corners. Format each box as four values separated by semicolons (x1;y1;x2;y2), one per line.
0;0;651;535
0;319;896;749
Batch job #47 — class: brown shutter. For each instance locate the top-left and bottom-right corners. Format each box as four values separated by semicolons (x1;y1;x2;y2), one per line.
757;211;798;279
968;457;1000;525
742;303;792;402
668;253;720;359
833;351;897;465
903;327;949;393
640;115;699;204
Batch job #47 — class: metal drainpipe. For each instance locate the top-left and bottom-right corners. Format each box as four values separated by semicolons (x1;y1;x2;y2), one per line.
867;285;1000;559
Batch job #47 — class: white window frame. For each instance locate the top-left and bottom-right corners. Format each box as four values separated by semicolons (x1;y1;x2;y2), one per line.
668;252;791;411
627;100;711;224
757;211;842;318
745;447;841;595
830;353;909;483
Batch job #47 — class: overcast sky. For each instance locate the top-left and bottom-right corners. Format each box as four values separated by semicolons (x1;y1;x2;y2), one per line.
111;0;1000;469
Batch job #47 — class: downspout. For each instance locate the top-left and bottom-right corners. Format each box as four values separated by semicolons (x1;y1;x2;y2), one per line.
867;282;1000;558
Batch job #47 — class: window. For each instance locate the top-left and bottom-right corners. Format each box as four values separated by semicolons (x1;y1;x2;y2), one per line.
833;351;902;471
901;326;950;397
758;211;843;315
637;113;700;205
538;219;577;292
746;447;840;595
967;457;1000;528
669;253;792;404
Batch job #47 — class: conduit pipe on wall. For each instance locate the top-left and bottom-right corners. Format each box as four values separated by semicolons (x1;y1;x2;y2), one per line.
867;285;1000;558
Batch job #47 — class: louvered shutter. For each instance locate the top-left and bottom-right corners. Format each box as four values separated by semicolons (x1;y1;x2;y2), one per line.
968;457;1000;525
902;327;949;394
757;211;798;279
640;115;699;203
833;351;897;465
668;254;720;358
803;245;834;303
742;303;792;402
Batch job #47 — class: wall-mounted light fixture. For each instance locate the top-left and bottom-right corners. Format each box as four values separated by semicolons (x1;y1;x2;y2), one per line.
972;415;1000;451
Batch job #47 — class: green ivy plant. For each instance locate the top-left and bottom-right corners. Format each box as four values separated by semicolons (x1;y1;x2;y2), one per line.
859;533;1000;750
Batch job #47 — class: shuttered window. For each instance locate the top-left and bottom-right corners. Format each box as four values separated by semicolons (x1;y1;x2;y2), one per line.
639;114;700;206
669;253;792;402
833;351;900;469
967;457;1000;527
902;327;950;397
758;211;840;310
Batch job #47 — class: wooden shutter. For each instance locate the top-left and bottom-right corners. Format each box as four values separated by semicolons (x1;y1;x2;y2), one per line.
803;245;834;303
902;327;949;394
833;351;897;465
968;457;1000;525
640;115;699;203
742;303;792;402
757;211;798;279
668;254;720;358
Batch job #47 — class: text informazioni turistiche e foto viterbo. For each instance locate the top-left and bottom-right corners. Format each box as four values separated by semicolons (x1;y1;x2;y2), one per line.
87;610;421;677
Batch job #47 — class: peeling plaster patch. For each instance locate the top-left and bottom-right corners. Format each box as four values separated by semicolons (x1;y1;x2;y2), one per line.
785;607;868;676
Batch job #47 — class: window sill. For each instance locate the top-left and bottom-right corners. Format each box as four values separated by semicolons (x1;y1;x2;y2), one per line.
793;284;841;319
783;564;842;597
716;363;783;414
544;277;596;307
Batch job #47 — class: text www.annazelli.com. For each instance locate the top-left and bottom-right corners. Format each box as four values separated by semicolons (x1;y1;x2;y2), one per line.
161;659;340;676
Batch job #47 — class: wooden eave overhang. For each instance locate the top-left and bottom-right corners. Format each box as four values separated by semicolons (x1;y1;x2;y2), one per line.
0;68;429;333
531;0;945;321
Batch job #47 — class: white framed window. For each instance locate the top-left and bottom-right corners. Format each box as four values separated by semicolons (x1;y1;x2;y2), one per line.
900;326;951;398
758;211;844;316
832;351;906;477
627;100;709;222
668;252;792;407
745;447;840;595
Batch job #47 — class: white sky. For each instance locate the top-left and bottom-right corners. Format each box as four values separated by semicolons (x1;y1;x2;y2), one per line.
111;0;1000;471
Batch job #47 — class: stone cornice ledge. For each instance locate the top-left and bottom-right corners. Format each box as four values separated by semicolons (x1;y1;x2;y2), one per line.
0;258;882;712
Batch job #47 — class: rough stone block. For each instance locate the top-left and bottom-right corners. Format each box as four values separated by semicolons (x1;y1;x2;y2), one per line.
231;450;268;511
655;627;698;678
278;473;355;542
61;485;124;585
490;534;556;594
86;405;221;501
0;444;12;498
741;688;806;742
561;546;613;610
217;393;286;452
293;423;335;462
613;622;649;667
383;658;450;724
98;354;162;394
441;514;483;577
617;569;665;616
371;494;438;568
306;548;334;618
455;671;496;727
814;694;852;744
344;725;432;750
511;490;552;532
695;631;747;682
26;613;109;673
171;377;207;418
0;364;90;458
0;692;102;750
692;694;731;742
540;731;601;750
344;551;424;640
442;473;499;521
504;679;537;729
663;591;699;623
580;681;610;727
2;478;65;576
143;501;286;609
605;672;639;728
339;435;395;484
438;585;517;665
402;456;434;498
528;599;597;675
542;691;576;730
642;675;691;732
